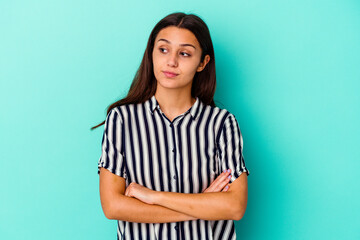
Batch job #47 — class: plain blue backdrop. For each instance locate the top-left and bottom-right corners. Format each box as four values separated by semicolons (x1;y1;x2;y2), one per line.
1;0;359;239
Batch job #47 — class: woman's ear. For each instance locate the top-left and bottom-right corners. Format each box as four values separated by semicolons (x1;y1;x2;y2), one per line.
197;55;210;72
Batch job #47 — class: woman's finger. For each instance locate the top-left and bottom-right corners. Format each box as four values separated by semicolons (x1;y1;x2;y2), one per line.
204;169;231;192
205;170;228;191
221;185;229;192
212;174;231;191
210;169;231;191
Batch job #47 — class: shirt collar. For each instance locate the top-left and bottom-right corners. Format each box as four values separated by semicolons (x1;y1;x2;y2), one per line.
147;94;203;120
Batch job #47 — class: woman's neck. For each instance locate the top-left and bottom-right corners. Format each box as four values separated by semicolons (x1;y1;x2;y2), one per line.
154;89;196;122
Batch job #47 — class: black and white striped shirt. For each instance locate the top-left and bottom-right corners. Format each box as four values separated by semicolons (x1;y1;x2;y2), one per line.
98;94;250;240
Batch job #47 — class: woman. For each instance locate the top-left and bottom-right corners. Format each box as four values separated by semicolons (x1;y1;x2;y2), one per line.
92;12;250;240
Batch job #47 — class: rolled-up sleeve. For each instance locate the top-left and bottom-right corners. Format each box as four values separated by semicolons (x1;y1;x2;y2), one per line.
97;108;127;179
217;112;249;183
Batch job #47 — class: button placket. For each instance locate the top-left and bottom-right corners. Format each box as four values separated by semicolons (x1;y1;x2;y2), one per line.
169;122;179;189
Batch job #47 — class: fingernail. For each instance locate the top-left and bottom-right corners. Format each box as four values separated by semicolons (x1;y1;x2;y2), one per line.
227;169;230;173
225;185;229;189
223;170;226;173
228;175;231;179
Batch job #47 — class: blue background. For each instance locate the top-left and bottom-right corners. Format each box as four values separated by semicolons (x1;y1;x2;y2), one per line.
1;0;359;239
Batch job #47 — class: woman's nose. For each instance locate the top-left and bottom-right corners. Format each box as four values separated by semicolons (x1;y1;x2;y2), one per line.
167;53;178;67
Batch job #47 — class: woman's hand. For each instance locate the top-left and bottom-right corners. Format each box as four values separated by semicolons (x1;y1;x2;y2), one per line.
203;169;232;193
125;182;157;205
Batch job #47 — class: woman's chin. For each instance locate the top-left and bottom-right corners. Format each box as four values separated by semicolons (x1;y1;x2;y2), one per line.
157;82;185;90
156;80;193;91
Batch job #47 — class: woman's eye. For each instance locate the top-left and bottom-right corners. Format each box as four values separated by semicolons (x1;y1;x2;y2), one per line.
181;52;191;57
158;48;190;57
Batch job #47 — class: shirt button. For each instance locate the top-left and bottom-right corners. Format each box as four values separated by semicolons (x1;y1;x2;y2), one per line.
172;148;175;152
174;226;179;230
173;175;177;180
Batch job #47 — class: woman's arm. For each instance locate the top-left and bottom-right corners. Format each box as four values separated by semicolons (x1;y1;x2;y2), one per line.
99;167;231;223
99;167;194;223
125;171;248;221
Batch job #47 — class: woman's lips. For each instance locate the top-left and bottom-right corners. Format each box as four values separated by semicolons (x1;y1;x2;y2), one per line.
163;71;179;78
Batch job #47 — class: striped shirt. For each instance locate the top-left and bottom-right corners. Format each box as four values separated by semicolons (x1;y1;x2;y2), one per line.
97;94;250;240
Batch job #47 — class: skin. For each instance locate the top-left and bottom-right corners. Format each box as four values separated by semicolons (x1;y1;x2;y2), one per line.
99;167;234;222
152;26;210;121
99;26;248;223
124;171;248;221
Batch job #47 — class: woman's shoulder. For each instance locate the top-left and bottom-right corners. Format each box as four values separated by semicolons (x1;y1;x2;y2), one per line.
106;100;150;121
108;101;143;113
201;100;235;120
203;102;245;135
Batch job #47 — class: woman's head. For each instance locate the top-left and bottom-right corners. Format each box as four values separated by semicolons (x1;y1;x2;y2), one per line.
146;12;216;103
152;26;210;97
91;12;216;130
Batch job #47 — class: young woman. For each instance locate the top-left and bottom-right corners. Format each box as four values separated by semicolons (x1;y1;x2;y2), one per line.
92;12;250;240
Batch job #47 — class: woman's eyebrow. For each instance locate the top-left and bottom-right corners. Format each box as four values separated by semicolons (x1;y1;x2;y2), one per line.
157;38;196;50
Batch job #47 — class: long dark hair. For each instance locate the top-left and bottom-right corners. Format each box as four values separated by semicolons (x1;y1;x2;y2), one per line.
91;12;217;130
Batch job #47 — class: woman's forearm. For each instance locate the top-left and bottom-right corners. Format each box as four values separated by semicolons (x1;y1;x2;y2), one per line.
153;191;242;221
107;193;197;223
122;170;247;221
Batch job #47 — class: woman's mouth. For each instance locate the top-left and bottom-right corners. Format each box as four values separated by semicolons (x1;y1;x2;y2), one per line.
163;71;179;78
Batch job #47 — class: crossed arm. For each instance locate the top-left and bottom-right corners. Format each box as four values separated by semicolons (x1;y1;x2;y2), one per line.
99;167;248;223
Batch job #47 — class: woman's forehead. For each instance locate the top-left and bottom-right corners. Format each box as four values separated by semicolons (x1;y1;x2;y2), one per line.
155;26;199;48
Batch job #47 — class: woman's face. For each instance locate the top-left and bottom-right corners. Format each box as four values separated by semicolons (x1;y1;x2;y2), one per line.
152;26;210;92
